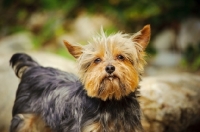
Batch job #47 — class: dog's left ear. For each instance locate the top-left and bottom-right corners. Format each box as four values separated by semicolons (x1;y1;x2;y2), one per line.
132;25;151;51
63;40;83;59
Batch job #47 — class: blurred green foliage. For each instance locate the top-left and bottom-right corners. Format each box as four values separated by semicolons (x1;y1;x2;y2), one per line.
1;0;199;34
0;0;200;69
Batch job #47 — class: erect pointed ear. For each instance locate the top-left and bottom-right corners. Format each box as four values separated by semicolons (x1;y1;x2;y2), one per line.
63;40;83;59
132;24;151;50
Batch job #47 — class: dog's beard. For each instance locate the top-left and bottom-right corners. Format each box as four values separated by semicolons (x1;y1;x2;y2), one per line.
97;74;124;100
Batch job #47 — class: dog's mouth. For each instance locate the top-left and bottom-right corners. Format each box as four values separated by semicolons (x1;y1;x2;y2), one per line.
105;74;118;81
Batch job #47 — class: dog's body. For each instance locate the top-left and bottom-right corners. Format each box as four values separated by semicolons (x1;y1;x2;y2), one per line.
10;54;141;132
10;25;150;132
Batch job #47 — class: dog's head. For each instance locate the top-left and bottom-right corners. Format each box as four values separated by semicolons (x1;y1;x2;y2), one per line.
64;25;150;100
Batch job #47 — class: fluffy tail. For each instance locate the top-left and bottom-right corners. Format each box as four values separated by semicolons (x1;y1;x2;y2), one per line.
10;53;39;79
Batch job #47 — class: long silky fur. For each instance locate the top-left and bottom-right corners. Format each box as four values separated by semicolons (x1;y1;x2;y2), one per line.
10;53;143;132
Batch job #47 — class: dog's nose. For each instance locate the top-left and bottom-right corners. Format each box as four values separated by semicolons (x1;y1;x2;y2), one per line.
105;65;115;74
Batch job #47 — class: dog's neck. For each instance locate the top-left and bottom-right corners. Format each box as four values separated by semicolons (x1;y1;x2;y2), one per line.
82;88;143;132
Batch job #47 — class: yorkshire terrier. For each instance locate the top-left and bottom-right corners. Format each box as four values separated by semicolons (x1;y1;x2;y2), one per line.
10;25;150;132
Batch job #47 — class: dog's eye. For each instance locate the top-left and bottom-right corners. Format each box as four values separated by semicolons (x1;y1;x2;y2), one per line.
117;55;125;61
94;58;102;64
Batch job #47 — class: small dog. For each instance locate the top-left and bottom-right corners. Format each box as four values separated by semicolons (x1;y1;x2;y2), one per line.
10;25;150;132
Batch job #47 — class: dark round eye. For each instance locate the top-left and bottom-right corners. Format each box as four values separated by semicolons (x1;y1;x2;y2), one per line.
117;55;125;60
94;58;102;64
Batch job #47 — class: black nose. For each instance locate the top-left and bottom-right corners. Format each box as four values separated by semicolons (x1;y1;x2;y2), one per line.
105;65;115;74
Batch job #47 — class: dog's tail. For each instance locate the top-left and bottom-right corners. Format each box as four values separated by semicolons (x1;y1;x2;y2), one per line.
10;53;39;79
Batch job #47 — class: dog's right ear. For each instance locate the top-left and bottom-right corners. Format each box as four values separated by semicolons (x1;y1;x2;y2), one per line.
63;40;83;59
132;25;151;51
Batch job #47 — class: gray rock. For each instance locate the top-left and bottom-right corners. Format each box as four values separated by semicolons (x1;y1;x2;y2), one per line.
57;13;113;46
140;73;200;132
0;32;33;54
73;13;112;40
177;17;200;50
0;63;17;132
26;12;48;31
153;29;176;51
28;52;77;74
150;51;182;67
150;28;181;68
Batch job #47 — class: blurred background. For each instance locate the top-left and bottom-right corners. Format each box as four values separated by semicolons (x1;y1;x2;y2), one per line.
0;0;200;132
0;0;200;74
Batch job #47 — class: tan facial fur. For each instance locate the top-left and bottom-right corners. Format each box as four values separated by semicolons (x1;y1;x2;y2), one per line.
64;25;150;101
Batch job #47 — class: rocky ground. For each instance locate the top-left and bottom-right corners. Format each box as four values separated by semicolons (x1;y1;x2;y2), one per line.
140;74;200;132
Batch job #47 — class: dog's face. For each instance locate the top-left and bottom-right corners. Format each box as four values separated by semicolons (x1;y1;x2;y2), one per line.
64;25;150;100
